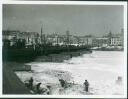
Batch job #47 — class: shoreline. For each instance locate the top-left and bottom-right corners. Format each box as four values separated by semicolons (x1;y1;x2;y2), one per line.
15;51;124;95
3;62;31;94
3;50;123;94
3;49;92;94
2;45;91;62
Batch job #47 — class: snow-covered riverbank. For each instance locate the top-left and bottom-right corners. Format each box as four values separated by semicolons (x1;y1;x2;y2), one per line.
16;51;124;95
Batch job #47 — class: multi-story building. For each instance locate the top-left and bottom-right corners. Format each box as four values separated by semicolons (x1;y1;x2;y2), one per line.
2;30;40;47
84;35;93;46
92;29;124;48
107;30;124;46
46;33;64;46
2;30;20;46
110;34;123;46
92;37;109;47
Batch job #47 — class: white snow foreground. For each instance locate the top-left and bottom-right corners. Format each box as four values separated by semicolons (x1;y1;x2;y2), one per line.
16;69;94;95
15;51;124;95
16;69;123;95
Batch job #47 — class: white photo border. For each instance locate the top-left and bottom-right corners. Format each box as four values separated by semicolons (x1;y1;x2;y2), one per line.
0;1;127;98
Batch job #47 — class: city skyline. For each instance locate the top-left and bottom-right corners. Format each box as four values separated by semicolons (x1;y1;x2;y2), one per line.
3;4;124;36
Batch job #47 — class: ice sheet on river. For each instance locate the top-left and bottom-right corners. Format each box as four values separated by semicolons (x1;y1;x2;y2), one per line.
16;51;124;95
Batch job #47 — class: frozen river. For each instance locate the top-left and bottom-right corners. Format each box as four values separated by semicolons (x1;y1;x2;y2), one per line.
16;51;125;95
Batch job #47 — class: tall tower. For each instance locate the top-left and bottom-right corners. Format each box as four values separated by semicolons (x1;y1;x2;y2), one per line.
41;26;43;44
40;25;46;44
121;28;124;34
66;30;70;45
108;30;112;45
66;30;70;53
108;31;112;38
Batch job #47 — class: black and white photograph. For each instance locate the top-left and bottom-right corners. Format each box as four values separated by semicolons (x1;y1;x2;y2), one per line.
1;2;127;98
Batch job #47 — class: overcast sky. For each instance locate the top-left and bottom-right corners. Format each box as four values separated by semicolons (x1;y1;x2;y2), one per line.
3;4;123;36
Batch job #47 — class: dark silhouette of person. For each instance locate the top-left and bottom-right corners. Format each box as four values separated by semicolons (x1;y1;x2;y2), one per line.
29;77;33;90
36;83;42;94
70;54;72;58
59;79;65;88
46;85;51;95
84;80;89;92
116;76;122;84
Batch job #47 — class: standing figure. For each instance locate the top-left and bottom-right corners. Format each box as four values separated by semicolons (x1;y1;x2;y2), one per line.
116;76;122;84
70;54;72;58
59;79;66;88
29;77;33;90
84;80;89;92
36;83;42;94
46;85;51;95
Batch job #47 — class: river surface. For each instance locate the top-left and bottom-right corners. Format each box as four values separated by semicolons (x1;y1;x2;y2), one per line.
16;51;125;95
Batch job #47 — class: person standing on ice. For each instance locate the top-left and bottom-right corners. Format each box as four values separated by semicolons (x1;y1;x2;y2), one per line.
84;80;89;92
59;79;66;88
116;76;122;84
36;82;42;94
29;77;33;90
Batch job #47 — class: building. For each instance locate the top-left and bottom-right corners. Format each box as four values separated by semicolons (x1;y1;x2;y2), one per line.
46;33;64;46
2;30;40;48
84;35;93;46
2;30;20;46
110;34;123;46
92;29;124;48
92;37;109;47
107;30;124;46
